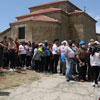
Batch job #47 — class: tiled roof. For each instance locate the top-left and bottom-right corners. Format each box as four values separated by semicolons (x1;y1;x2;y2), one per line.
10;15;60;25
16;8;62;19
68;10;83;15
29;0;80;10
32;15;59;22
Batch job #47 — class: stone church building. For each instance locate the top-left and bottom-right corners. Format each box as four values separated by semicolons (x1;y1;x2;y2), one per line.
0;0;97;43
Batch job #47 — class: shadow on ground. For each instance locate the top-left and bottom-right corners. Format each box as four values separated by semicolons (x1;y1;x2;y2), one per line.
0;91;10;96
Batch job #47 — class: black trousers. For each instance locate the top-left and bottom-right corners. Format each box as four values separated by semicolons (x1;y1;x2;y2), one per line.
9;49;15;69
92;66;100;84
20;54;26;67
87;61;93;81
52;55;59;73
34;60;40;71
0;50;3;67
49;58;54;73
15;52;20;67
2;52;9;68
79;59;87;80
43;56;50;72
26;56;31;67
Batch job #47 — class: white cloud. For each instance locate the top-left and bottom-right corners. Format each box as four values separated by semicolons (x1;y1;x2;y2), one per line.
95;15;100;20
96;25;100;33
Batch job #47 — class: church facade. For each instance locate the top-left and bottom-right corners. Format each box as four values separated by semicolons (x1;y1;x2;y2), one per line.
0;0;97;43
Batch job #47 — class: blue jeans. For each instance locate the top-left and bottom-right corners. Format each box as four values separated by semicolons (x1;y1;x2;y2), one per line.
65;59;75;79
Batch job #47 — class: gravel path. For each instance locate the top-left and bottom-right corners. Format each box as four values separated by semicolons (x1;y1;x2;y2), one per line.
0;74;100;100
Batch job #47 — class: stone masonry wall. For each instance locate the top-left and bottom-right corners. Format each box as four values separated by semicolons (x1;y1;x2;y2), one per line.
83;14;96;43
0;28;11;41
31;21;61;43
69;13;96;43
96;34;100;41
69;14;84;43
10;21;33;42
44;11;69;41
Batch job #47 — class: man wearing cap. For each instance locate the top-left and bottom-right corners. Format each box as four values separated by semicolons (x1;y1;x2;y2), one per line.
76;41;87;81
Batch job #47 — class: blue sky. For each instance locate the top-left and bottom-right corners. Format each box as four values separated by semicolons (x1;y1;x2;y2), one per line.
0;0;100;33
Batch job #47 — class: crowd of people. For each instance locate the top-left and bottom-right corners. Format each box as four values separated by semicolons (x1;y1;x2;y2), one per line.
0;36;100;87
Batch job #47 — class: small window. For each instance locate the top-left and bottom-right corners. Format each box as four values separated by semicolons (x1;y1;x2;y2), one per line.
18;27;25;39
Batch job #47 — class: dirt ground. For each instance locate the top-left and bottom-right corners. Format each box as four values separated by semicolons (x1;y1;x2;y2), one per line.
0;69;43;90
0;73;100;100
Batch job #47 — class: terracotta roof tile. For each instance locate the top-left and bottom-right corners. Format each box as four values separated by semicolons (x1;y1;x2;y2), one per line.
10;15;60;25
32;15;59;22
29;0;80;10
16;8;61;19
68;10;83;15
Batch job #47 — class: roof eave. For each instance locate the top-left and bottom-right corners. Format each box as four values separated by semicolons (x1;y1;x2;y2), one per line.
28;1;81;11
16;9;62;20
10;19;61;26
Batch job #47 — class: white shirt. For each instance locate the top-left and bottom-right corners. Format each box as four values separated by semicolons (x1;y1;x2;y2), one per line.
59;45;65;53
64;46;75;58
52;44;58;55
90;52;100;66
19;45;26;55
72;46;77;52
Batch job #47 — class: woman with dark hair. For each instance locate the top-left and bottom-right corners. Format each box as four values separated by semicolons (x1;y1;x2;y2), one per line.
8;37;16;71
15;38;20;67
90;46;100;87
25;42;32;68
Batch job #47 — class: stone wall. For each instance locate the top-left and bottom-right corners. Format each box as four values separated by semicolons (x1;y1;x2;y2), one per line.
9;20;62;43
60;12;70;40
31;21;61;43
69;14;84;42
0;28;11;41
69;13;96;43
44;11;69;40
96;34;100;41
10;21;33;42
83;13;96;43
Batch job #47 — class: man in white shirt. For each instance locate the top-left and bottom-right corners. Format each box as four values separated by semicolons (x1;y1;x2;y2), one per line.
64;42;76;81
52;39;59;73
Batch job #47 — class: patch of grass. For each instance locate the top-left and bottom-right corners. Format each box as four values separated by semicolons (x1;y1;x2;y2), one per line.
45;73;53;77
0;70;52;90
0;83;20;90
29;76;40;82
0;70;41;90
